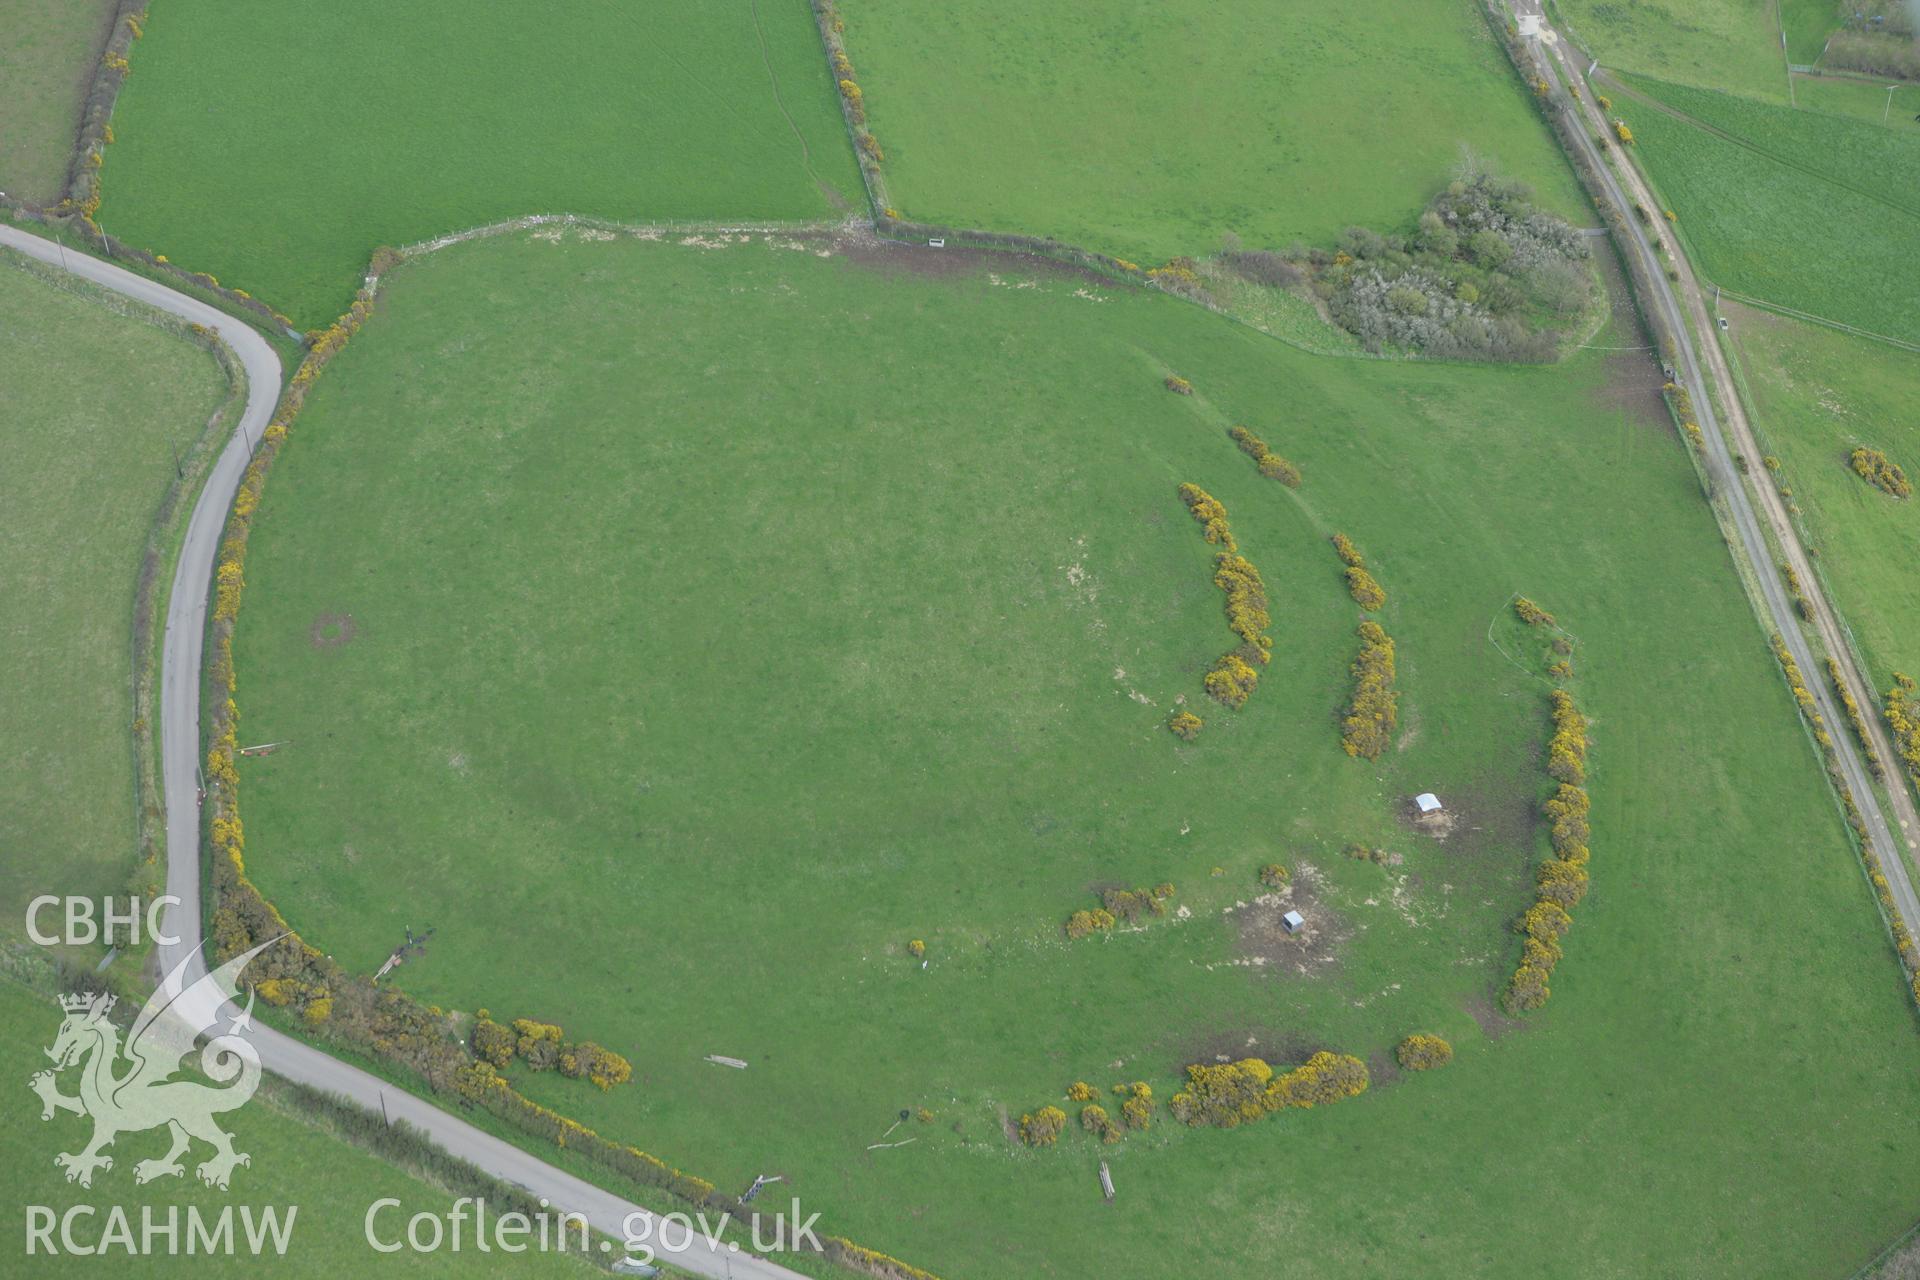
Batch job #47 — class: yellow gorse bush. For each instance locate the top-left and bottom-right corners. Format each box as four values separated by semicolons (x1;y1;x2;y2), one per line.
1340;620;1398;759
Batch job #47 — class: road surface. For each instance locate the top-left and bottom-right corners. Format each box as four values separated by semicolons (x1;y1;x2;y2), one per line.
1511;11;1920;942
0;223;809;1279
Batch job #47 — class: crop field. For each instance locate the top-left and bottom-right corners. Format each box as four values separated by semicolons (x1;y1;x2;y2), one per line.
97;0;861;328
1727;303;1920;689
0;250;226;935
1553;0;1790;98
834;0;1589;265
0;977;593;1277
1612;74;1920;344
0;0;118;203
227;227;1920;1278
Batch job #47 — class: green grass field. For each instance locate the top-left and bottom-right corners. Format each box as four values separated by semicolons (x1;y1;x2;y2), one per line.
1727;304;1920;689
1613;74;1920;344
0;976;593;1276
837;0;1589;264
1793;75;1920;132
229;226;1920;1278
1553;0;1790;98
1623;73;1920;207
1780;0;1841;65
0;0;117;203
97;0;861;328
0;249;226;932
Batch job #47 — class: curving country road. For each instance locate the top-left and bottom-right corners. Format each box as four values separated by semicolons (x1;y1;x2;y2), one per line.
0;223;808;1279
1508;6;1920;940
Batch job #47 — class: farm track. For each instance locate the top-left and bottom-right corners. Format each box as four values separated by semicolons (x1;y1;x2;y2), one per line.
0;222;809;1280
1515;11;1920;941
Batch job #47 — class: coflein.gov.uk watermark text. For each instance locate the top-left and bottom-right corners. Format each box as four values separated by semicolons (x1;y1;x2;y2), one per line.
26;1196;823;1263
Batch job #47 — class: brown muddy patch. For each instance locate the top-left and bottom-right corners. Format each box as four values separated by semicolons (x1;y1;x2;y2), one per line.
309;612;357;649
1464;988;1525;1040
1222;863;1350;979
834;225;1126;291
1395;781;1536;889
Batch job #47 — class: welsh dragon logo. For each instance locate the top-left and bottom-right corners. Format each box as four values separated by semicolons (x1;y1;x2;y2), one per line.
30;938;277;1190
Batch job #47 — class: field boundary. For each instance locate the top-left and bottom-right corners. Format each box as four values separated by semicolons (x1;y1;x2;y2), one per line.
807;0;889;219
58;0;146;213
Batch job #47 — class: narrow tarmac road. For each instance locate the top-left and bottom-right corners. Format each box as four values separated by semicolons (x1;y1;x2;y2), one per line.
0;223;809;1279
1514;17;1920;941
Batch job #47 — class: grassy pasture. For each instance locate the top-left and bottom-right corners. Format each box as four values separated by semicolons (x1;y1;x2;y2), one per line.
0;0;117;203
1553;0;1790;98
98;0;861;327
1622;73;1920;208
836;0;1588;263
1727;303;1920;689
231;228;1920;1278
1614;74;1920;344
1779;0;1841;64
0;250;225;935
1793;74;1920;132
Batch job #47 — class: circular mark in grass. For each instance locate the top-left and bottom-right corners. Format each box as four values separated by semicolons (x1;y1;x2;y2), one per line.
310;612;357;649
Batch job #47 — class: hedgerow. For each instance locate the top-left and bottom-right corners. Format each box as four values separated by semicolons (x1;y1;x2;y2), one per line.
1394;1034;1453;1071
1206;651;1261;709
1503;688;1593;1014
1340;620;1398;759
1890;674;1920;792
1064;908;1116;941
1546;687;1589;784
1213;554;1272;654
1168;1052;1369;1128
1328;533;1387;611
1019;1106;1067;1147
1177;483;1235;551
1825;658;1885;779
1102;884;1175;923
1851;446;1911;499
1780;562;1815;622
1228;425;1301;487
1514;595;1555;626
1346;566;1387;612
1773;649;1920;1011
1175;484;1277;714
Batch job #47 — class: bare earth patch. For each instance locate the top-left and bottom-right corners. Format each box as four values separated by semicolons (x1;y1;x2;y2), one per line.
1464;988;1525;1040
1222;863;1350;978
309;611;357;649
